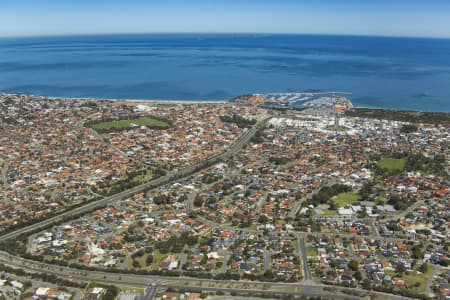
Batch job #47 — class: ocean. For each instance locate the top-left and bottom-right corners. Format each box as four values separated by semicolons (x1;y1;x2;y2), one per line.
0;33;450;112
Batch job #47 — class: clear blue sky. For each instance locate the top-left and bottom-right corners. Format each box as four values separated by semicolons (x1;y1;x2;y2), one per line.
1;0;450;38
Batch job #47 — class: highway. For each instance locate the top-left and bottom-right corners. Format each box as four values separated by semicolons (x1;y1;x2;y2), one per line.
0;252;412;300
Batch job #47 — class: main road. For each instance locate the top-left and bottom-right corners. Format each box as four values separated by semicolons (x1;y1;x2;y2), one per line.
296;233;314;283
0;251;412;300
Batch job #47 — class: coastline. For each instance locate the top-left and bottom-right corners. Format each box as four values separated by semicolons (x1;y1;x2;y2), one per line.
0;92;229;104
2;92;450;113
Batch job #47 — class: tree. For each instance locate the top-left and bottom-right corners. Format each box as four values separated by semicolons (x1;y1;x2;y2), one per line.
258;214;269;223
400;124;418;133
348;260;359;271
412;246;424;259
396;262;406;275
263;270;274;280
193;194;204;207
358;180;375;201
132;260;140;268
354;271;362;281
419;262;428;273
329;200;338;211
146;255;154;266
103;286;119;300
132;249;145;258
201;255;208;266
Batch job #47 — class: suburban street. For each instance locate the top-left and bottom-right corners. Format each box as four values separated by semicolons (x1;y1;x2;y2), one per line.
296;233;313;283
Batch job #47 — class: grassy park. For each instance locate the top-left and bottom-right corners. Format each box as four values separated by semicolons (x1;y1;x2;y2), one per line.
126;250;165;270
377;157;406;172
332;192;361;207
90;116;169;133
385;265;434;293
145;103;178;108
322;209;337;216
402;265;434;293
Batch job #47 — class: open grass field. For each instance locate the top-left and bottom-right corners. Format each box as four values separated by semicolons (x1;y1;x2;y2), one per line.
377;157;406;171
385;265;433;293
402;265;434;293
306;246;317;257
126;251;166;270
332;192;361;207
150;250;166;270
322;209;337;216
323;125;348;131
90;117;169;132
147;103;178;108
375;196;388;205
125;254;146;270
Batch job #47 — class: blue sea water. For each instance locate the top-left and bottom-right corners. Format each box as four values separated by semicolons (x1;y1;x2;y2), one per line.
0;34;450;111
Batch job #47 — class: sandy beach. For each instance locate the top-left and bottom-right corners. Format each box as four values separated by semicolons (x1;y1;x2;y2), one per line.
1;92;229;104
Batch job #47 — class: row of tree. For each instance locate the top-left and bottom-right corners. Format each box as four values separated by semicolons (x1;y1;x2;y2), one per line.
220;114;256;128
345;108;450;126
0;263;86;288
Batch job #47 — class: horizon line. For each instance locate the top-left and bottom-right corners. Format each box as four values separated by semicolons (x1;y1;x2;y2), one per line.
1;31;450;41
